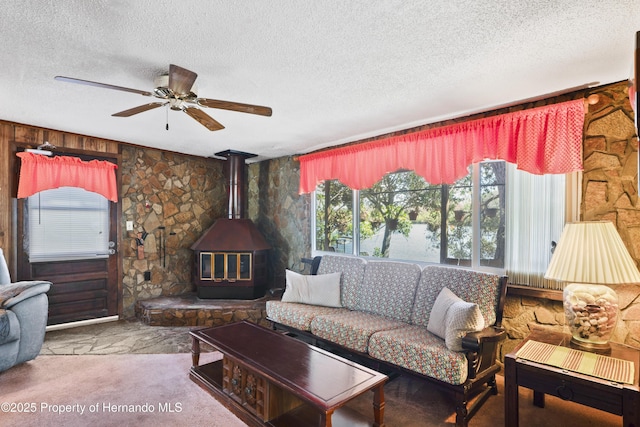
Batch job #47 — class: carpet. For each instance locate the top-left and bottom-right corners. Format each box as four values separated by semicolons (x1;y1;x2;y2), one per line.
0;353;622;426
0;352;245;427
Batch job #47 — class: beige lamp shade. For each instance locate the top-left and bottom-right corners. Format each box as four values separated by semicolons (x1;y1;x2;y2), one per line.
544;221;640;284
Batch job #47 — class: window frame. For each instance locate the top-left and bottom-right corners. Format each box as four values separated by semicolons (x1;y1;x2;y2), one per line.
311;162;506;274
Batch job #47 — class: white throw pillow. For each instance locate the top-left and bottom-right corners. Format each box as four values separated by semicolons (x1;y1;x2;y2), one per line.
281;270;342;308
444;299;485;351
427;287;485;351
427;287;459;339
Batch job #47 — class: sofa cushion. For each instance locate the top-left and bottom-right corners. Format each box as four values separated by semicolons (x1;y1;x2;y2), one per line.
356;260;422;322
427;287;485;351
266;300;346;331
310;311;406;353
281;270;342;307
317;255;366;310
411;266;502;328
369;325;469;385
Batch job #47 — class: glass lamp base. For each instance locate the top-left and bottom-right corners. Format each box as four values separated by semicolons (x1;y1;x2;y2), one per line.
564;283;618;354
569;336;612;354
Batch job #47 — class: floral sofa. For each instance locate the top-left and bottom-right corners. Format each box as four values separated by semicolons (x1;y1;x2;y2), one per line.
266;254;507;427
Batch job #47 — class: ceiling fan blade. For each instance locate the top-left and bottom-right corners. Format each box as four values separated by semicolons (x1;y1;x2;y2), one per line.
112;102;166;117
169;64;197;96
54;76;152;96
197;98;273;116
184;107;225;131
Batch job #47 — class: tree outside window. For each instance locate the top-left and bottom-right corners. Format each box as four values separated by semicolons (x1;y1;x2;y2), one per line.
314;161;506;269
315;180;352;253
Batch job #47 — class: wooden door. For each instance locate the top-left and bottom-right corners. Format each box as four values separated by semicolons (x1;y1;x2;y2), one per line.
16;152;120;326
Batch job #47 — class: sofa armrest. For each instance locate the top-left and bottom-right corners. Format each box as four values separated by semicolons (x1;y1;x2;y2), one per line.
461;326;506;351
269;287;286;298
461;326;506;380
0;281;51;309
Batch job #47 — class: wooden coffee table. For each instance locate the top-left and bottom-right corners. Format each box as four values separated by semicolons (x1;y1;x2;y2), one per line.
189;321;387;427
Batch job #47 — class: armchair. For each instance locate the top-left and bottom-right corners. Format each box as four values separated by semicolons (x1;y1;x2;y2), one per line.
0;248;51;372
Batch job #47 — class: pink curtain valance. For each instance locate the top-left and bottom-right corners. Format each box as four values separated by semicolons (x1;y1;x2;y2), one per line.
298;99;585;194
16;152;118;202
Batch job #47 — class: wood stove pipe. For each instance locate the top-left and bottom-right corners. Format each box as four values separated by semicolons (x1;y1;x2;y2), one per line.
215;150;257;220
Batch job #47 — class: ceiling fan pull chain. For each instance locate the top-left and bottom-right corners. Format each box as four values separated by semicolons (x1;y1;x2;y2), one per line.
166;104;169;130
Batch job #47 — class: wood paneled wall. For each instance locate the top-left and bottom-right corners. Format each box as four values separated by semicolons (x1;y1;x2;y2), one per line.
0;120;121;276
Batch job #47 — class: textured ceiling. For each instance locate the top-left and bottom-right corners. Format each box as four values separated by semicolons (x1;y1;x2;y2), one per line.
1;1;639;161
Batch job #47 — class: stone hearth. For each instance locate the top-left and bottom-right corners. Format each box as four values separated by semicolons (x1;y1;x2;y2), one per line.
134;293;271;327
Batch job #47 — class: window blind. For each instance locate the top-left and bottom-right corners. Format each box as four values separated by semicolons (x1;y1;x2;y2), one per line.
27;187;109;262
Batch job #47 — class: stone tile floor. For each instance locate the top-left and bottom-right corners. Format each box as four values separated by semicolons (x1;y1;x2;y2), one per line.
40;319;197;355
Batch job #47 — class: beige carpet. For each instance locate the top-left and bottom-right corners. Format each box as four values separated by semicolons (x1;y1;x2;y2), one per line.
1;351;622;426
0;352;246;427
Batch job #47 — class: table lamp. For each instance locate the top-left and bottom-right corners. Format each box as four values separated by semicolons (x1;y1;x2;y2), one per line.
544;221;640;352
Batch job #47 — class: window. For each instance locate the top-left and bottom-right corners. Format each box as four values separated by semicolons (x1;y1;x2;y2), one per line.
313;161;507;269
313;160;568;282
27;187;110;262
315;180;353;254
359;170;444;262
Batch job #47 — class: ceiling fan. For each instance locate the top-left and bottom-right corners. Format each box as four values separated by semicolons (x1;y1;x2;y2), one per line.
54;64;272;131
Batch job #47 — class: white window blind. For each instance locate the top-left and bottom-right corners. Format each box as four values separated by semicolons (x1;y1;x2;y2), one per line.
28;187;109;262
505;164;576;289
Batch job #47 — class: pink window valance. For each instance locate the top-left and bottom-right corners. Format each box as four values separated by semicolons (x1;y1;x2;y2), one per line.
16;152;118;202
298;99;585;194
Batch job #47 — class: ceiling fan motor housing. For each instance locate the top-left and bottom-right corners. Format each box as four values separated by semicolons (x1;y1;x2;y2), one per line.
153;74;198;99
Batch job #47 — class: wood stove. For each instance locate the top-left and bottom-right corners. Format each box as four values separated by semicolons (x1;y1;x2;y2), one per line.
191;150;270;299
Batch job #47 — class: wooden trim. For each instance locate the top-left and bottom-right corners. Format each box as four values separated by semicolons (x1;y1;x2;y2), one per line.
0;124;12;270
11;140;122;162
494;276;509;327
507;284;563;301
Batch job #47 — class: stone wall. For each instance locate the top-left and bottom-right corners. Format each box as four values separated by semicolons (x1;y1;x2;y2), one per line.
120;148;310;317
120;147;225;316
247;156;312;289
582;83;639;252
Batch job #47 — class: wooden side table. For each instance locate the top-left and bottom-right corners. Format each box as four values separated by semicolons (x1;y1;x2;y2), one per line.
504;327;640;427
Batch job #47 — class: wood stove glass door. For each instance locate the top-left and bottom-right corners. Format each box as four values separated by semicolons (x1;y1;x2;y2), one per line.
200;253;212;279
227;255;237;280
213;253;225;280
239;254;251;279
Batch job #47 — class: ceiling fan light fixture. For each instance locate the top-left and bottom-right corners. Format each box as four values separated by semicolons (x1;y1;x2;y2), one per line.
169;98;184;110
